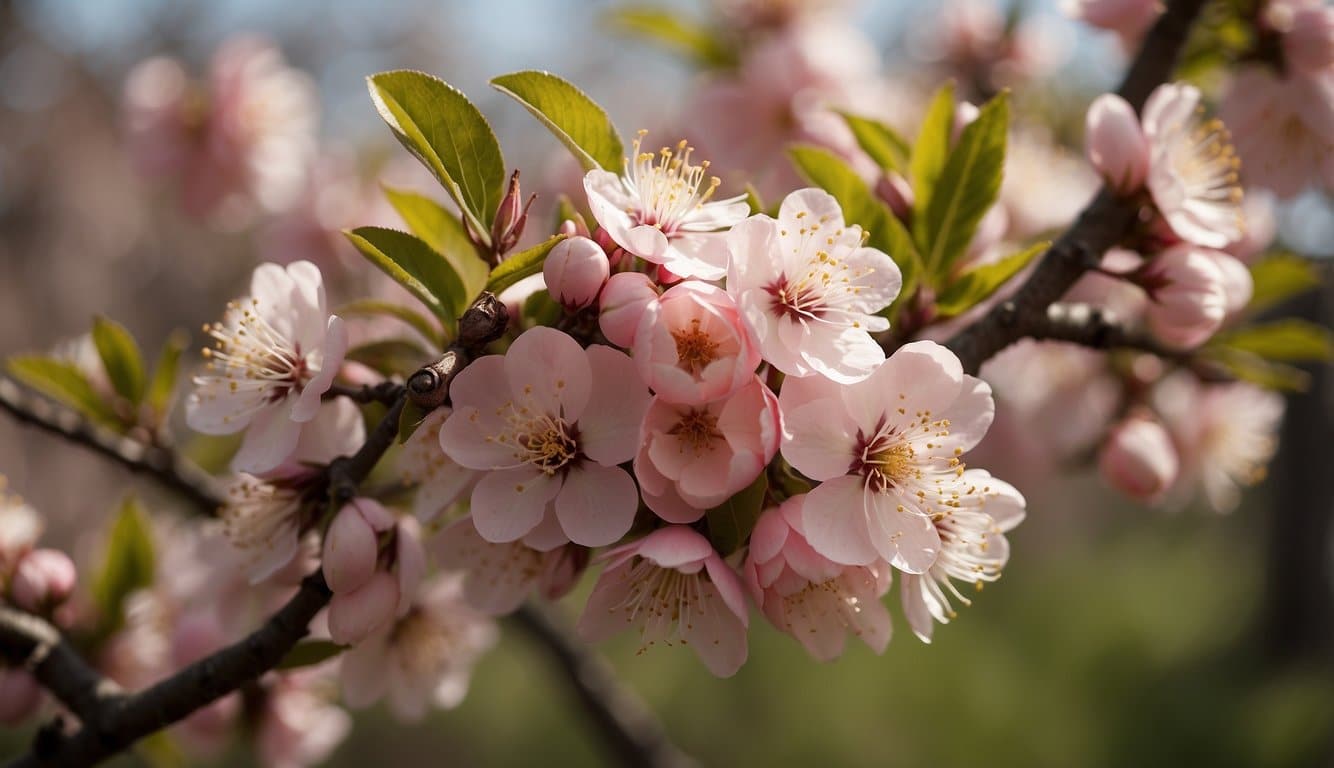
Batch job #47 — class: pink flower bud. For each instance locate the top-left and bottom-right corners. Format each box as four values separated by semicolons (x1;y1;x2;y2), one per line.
544;236;610;311
1201;250;1253;315
1099;413;1179;502
1086;93;1150;194
1141;245;1227;349
10;548;77;611
323;504;379;595
328;571;399;645
490;170;535;257
597;271;659;347
0;668;42;724
1283;6;1334;76
875;171;914;221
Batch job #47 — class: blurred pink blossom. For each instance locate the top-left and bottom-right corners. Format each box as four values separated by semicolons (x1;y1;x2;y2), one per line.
1220;66;1334;199
1098;412;1180;502
633;281;760;404
431;515;587;615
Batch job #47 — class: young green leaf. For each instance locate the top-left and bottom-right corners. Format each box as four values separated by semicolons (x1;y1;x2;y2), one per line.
345;338;433;377
1214;319;1334;363
92;316;147;406
6;356;122;427
277;640;346;670
919;91;1009;281
93;495;156;634
381;185;490;300
146;329;189;417
934;241;1046;318
367;70;506;240
337;299;441;346
1247;252;1322;316
839;111;911;173
397;398;431;444
909;81;956;217
603;7;736;68
490;70;624;172
345;227;469;327
1204;347;1310;392
486;234;568;294
705;473;769;555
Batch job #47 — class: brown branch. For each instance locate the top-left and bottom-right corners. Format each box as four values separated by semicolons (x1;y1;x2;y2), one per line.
511;605;698;768
1021;302;1184;359
0;375;224;511
0;607;122;725
324;380;406;406
945;0;1209;374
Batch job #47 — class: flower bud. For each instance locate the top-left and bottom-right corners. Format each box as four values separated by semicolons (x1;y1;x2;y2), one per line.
544;236;610;311
597;271;659;347
1201;250;1253;315
0;668;41;725
1086;93;1150;195
1099;413;1179;502
323;504;379;595
875;171;914;222
1140;245;1227;349
328;571;399;645
10;548;77;612
1283;5;1334;76
491;170;535;257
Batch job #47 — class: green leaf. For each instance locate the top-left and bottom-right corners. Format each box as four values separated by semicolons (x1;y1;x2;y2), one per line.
345;227;468;326
1206;347;1310;392
839;111;910;173
486;235;567;295
523;289;563;328
367;70;506;240
919;91;1009;281
787;145;923;301
6;356;121;427
490;71;624;172
909;81;956;217
705;473;769;555
382;185;490;301
93;495;156;633
337;299;441;346
145;329;188;417
604;7;736;68
1215;319;1334;363
91;316;147;406
345;339;432;377
744;184;766;216
935;241;1046;318
1247;252;1322;316
397;399;431;444
277;640;346;670
554;194;588;233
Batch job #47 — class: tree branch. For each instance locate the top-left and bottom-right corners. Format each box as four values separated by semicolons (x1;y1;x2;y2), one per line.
945;0;1209;374
0;375;224;511
0;607;122;725
1008;302;1184;358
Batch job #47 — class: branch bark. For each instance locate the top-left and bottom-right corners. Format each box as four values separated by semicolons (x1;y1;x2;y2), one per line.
945;0;1209;374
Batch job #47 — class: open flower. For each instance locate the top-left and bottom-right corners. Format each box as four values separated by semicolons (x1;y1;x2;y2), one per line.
743;496;893;661
187;261;347;475
339;574;497;721
1219;66;1334;199
439;327;651;547
577;526;749;677
431;515;587;616
779;341;996;572
635;377;781;520
256;673;351;768
899;469;1024;642
633;281;761;404
727;188;901;383
584;131;749;280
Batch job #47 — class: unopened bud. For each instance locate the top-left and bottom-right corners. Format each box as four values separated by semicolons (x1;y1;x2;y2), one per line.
544;236;610;311
457;292;509;350
1085;93;1149;195
1139;245;1227;349
491;170;535;257
328;570;399;645
875;172;914;222
559;217;591;238
598;271;659;347
323;503;380;595
10;548;76;612
1099;413;1179;502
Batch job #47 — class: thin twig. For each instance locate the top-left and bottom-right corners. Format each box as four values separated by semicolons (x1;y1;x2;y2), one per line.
0;606;123;725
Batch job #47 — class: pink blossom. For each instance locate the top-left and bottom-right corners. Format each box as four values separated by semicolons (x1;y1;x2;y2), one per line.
633;281;761;404
598;271;660;348
257;674;352;768
0;488;41;574
1140;245;1228;349
584;131;749;280
1086;93;1150;194
1001;130;1099;241
727;188;902;383
1226;190;1278;263
323;500;392;595
1201;249;1253;315
431;515;588;615
1270;0;1334;76
440;327;651;547
339;574;498;720
1098;413;1179;502
743;497;893;661
1219;66;1334;199
0;667;42;724
187;261;347;475
636;378;781;520
577;526;749;677
327;570;399;646
9;549;77;612
780;341;997;572
396;407;476;523
1142;83;1244;248
544;236;610;310
1063;0;1162;48
900;469;1025;642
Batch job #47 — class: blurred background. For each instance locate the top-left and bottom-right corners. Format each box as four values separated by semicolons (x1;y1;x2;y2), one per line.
1;0;1332;765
